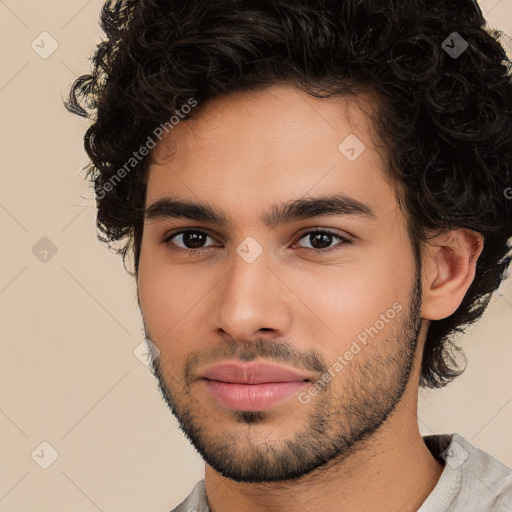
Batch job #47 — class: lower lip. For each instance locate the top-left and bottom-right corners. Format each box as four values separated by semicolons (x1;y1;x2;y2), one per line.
202;379;310;411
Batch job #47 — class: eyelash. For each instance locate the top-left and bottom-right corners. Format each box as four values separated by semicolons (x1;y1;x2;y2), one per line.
160;228;352;256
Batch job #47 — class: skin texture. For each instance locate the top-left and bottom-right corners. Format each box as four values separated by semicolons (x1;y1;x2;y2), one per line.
136;84;483;512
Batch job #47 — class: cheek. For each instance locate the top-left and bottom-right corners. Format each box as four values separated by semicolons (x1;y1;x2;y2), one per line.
137;249;183;341
293;271;401;347
137;267;187;372
137;250;214;358
290;243;415;353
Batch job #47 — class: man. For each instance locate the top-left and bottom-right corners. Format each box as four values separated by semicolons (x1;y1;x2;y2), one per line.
66;0;512;510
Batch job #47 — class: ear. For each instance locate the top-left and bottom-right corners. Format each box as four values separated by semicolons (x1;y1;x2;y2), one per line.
421;229;484;320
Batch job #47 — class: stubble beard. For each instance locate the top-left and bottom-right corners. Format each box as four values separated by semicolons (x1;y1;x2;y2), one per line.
146;270;423;483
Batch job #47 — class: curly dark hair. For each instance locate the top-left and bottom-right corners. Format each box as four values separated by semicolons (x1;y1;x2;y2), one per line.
65;0;512;389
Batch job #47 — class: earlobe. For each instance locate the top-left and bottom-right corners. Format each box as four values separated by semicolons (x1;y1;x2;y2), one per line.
421;229;484;320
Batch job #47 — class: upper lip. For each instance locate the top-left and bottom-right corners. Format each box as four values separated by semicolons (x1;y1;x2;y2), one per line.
199;361;312;384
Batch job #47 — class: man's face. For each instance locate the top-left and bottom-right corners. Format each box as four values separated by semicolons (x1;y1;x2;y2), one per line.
137;84;423;483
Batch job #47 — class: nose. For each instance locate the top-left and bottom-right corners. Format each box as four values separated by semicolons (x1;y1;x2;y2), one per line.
213;247;293;343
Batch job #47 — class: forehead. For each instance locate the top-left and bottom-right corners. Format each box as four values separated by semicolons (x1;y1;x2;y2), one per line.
150;83;384;165
145;83;397;224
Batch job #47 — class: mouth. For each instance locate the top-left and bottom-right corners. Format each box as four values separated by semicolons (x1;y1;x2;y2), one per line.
201;378;311;411
199;360;314;384
197;360;314;411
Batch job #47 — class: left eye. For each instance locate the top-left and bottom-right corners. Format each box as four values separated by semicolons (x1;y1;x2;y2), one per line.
295;229;352;251
162;228;352;254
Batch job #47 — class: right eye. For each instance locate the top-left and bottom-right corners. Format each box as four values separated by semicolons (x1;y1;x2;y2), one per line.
161;229;222;255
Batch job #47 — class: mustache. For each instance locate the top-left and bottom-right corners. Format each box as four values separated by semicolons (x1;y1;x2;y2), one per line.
144;335;329;384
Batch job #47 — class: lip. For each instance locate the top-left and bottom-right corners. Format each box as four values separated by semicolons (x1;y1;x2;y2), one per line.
199;361;312;384
202;379;310;411
198;361;312;411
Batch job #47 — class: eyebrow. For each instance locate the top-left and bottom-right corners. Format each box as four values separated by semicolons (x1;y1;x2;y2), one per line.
144;194;377;228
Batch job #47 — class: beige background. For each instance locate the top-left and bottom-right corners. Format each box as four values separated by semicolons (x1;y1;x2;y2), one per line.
0;1;511;511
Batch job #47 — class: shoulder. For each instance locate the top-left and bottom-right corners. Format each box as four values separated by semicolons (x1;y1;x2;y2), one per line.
444;433;512;511
168;479;208;512
458;433;512;510
420;432;512;512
